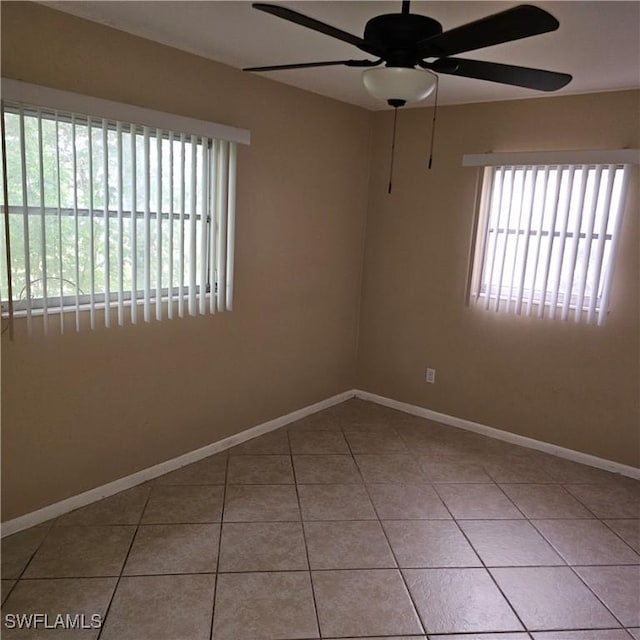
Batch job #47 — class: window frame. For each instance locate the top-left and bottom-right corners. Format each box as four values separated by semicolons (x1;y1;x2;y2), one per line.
1;79;249;336
464;149;638;326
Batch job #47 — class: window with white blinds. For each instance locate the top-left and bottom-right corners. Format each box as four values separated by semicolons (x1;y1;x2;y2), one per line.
465;151;637;326
0;81;249;336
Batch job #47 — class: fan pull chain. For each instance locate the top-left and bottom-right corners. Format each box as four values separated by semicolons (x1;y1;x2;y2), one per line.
388;106;399;194
428;73;439;170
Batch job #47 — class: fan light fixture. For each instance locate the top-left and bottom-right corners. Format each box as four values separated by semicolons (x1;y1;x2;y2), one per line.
362;67;437;107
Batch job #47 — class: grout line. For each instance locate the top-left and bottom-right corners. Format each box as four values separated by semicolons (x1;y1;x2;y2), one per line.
287;429;323;639
7;518;59;584
556;485;608;521
567;563;634;631
0;577;18;605
208;450;231;640
10;559;639;582
600;520;640;556
346;430;428;637
429;483;531;635
96;485;153;639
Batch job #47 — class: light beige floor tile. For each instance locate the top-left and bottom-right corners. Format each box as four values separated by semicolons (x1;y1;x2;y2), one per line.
141;485;223;523
500;484;594;518
342;407;410;429
229;430;290;455
459;520;565;566
533;519;640;565
491;567;620;630
394;421;452;439
23;526;135;578
483;457;554;483
289;430;350;454
227;455;294;484
312;569;423;637
436;484;523;519
55;486;151;526
153;454;227;484
532;453;631;485
403;568;522;634
456;438;524;461
628;629;640;639
1;580;16;605
420;457;493;483
223;485;300;521
287;412;343;432
123;524;220;575
304;520;396;569
605;519;640;553
454;437;526;460
218;522;308;571
293;455;362;483
532;631;632;639
344;430;408;453
398;433;468;456
463;434;528;456
329;637;426;640
1;528;49;579
367;483;451;519
100;574;215;640
323;398;400;426
383;520;481;568
602;476;639;492
565;484;640;518
1;578;116;639
342;414;408;435
298;484;376;520
343;423;401;436
575;565;640;627
354;454;429;483
213;572;318;640
430;635;529;640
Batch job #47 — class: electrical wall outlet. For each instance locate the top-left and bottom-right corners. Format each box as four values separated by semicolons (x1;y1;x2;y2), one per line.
426;368;436;384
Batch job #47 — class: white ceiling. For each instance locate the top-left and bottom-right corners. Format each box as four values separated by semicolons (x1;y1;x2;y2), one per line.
40;1;640;110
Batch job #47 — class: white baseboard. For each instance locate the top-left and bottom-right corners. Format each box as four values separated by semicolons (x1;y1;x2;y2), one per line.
4;387;638;537
1;389;355;537
355;389;640;480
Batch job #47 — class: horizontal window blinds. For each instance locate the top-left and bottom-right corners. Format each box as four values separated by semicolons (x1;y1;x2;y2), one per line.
1;100;240;336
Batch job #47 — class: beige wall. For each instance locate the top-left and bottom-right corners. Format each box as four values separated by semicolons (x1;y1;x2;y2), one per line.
0;2;371;520
2;3;638;522
358;91;640;467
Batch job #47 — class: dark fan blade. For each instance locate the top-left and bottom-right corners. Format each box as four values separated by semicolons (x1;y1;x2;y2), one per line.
252;3;382;56
419;5;560;58
426;57;572;91
244;59;381;72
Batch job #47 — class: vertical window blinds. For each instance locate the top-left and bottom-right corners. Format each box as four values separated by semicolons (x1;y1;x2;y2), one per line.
464;150;637;326
0;80;249;337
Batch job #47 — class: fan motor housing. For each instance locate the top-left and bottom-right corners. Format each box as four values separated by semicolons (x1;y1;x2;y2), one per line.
364;13;442;65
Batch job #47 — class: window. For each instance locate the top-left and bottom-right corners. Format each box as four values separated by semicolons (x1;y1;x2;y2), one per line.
465;150;637;326
0;79;249;336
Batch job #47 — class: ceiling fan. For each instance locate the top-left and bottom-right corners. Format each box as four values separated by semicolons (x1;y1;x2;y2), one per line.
244;1;572;105
244;1;572;190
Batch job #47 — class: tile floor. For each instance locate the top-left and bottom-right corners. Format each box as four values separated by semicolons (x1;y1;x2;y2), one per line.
2;399;639;639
